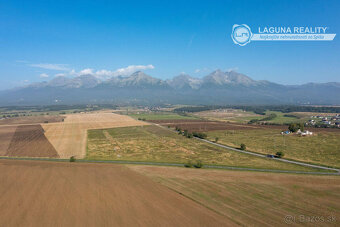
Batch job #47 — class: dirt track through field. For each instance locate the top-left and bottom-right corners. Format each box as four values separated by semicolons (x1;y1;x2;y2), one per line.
6;125;58;158
0;160;230;227
42;113;148;158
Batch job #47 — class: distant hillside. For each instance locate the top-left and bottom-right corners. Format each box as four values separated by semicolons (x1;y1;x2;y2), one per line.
0;70;339;106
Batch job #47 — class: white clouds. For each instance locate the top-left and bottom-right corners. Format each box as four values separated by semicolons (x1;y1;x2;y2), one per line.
79;68;94;75
194;67;209;73
39;73;49;78
27;62;155;80
29;63;69;71
73;64;155;79
114;64;155;76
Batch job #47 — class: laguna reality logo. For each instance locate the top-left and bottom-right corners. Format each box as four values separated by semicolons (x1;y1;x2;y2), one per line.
231;24;336;46
231;24;253;46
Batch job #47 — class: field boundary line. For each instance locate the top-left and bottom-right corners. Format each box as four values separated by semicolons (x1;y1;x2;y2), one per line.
1;156;339;175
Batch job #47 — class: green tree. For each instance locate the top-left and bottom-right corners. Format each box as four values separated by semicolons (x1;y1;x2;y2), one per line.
276;151;284;158
70;156;76;162
240;143;246;150
184;161;193;168
194;160;203;168
183;130;189;137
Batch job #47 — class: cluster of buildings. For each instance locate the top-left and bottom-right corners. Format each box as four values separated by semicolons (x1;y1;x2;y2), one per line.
307;114;340;128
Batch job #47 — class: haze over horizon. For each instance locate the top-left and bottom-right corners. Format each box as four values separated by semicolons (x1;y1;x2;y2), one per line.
1;0;339;90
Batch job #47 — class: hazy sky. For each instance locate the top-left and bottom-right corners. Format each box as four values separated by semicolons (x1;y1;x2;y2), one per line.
0;0;339;90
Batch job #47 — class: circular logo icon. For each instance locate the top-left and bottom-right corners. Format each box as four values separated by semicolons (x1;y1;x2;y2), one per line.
231;24;253;46
284;215;295;224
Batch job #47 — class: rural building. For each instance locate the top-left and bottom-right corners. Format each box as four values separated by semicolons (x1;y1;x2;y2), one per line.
297;129;313;136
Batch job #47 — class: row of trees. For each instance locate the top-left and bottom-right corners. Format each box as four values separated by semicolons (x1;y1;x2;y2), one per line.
175;126;207;139
174;105;340;114
288;123;304;132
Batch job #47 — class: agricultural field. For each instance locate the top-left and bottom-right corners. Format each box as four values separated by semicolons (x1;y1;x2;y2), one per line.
0;160;228;227
0;126;17;156
193;108;263;123
0;124;58;158
86;125;327;172
6;125;58;158
127;111;197;120
131;165;340;227
42;112;148;158
207;128;340;168
149;119;264;131
260;111;307;124
0;115;64;125
193;109;310;124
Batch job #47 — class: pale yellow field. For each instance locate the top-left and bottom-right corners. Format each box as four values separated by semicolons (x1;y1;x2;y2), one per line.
42;112;148;158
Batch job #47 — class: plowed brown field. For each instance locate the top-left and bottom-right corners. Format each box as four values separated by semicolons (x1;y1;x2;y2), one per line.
0;126;17;156
0;160;230;227
42;112;149;158
6;125;58;158
0;115;64;125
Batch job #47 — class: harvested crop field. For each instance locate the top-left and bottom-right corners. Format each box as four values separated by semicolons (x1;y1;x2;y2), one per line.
149;119;340;133
6;125;58;158
87;125;327;172
130;165;340;227
207;128;340;168
42;112;148;158
149;119;264;131
0;160;229;227
0;126;17;156
0;115;64;125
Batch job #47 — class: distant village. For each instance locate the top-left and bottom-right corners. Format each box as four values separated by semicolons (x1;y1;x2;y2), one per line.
306;114;340;128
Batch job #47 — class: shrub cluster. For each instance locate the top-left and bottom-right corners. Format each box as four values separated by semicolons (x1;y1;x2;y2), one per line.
240;143;246;150
185;160;203;168
192;132;207;139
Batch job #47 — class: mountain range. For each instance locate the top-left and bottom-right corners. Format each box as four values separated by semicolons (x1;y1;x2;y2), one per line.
1;70;339;106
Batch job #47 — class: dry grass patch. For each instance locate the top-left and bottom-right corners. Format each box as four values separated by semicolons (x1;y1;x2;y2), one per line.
87;125;328;172
207;128;340;168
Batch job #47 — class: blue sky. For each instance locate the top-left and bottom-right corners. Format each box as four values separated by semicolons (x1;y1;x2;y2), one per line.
0;0;339;90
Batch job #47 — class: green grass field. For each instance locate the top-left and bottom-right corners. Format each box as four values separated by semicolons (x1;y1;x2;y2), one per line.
128;112;197;120
207;128;340;168
193;109;308;124
86;125;330;172
262;111;307;124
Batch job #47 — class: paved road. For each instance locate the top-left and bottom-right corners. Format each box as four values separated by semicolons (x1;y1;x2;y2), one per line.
152;123;340;174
